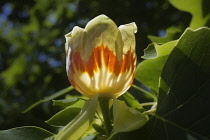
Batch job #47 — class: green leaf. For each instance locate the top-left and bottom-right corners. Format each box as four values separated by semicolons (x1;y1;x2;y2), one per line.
169;0;210;29
64;95;88;108
111;97;148;135
46;107;81;127
118;92;144;112
131;84;157;101
135;41;177;92
81;119;101;139
120;27;210;139
80;135;96;140
23;86;74;113
154;27;210;139
53;98;80;107
0;126;55;140
54;93;100;140
92;123;106;135
148;26;182;44
141;44;157;59
142;41;178;59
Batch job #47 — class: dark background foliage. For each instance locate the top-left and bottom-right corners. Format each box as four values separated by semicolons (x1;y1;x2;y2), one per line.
0;0;190;132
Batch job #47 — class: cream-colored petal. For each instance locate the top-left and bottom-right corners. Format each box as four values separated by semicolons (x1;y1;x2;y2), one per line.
66;46;71;76
65;26;85;54
66;15;125;62
113;68;135;97
119;22;137;54
72;72;95;97
84;15;124;61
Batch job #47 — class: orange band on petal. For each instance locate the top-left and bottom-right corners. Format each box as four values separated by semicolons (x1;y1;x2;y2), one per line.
120;48;136;73
67;43;136;98
69;44;136;77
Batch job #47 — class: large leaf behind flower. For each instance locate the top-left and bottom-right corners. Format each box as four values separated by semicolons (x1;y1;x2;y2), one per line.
115;27;210;140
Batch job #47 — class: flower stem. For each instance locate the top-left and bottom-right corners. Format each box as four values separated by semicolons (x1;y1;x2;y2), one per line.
132;84;157;101
141;102;157;107
99;98;112;136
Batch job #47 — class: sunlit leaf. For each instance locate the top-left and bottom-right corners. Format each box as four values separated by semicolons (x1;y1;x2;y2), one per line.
46;107;81;127
169;0;210;29
81;119;101;139
80;135;96;140
135;41;177;92
64;94;88;108
111;97;147;135
53;98;80;107
54;93;100;140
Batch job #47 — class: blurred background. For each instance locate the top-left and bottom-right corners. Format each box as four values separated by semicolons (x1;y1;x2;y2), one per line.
0;0;190;132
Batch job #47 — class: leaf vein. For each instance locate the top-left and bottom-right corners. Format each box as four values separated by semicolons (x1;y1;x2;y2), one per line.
163;79;210;118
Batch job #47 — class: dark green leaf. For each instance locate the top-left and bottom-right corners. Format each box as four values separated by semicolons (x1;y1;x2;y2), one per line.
154;27;210;139
0;126;55;140
46;107;81;126
118;27;210;140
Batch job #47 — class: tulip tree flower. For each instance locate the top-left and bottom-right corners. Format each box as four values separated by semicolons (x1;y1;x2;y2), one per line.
55;15;147;140
65;15;137;98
